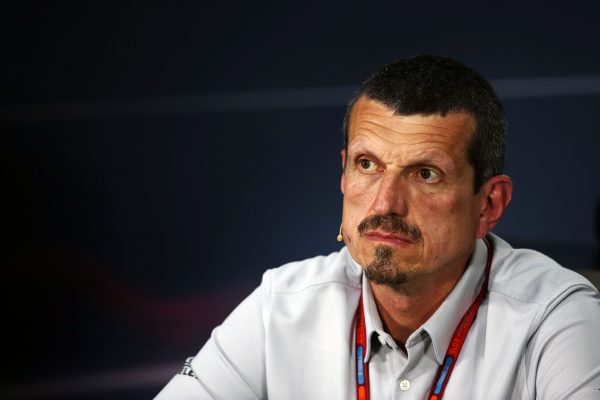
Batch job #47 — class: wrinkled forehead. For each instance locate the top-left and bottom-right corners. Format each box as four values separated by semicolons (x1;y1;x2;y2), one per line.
347;97;477;149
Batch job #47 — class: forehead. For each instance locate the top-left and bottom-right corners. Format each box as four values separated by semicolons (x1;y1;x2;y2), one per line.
347;97;476;153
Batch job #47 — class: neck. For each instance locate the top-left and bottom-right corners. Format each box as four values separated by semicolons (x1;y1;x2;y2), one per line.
369;257;471;346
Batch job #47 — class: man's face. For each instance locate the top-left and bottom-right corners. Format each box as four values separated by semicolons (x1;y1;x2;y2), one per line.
341;97;487;288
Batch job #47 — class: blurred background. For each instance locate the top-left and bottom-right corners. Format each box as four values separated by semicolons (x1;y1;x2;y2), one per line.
1;2;599;399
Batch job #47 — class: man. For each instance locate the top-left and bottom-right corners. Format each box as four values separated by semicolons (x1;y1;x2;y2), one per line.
156;55;600;399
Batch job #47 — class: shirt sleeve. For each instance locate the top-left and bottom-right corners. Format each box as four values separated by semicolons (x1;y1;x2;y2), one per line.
155;276;268;400
530;284;600;400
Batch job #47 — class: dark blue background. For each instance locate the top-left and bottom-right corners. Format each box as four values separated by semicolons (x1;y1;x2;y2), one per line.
1;2;599;399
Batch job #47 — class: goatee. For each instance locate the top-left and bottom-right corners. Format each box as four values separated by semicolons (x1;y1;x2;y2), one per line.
364;245;409;289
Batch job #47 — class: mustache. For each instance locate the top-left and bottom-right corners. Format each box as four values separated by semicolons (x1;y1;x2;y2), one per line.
357;214;423;243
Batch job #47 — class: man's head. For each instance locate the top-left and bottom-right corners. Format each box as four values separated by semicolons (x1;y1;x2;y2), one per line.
340;55;512;291
343;54;506;193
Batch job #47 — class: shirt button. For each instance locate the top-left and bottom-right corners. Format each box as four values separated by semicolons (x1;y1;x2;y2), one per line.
400;379;411;391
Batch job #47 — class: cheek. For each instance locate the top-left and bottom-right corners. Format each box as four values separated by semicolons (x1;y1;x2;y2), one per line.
342;179;374;244
344;175;370;197
417;192;478;241
342;184;365;226
343;177;375;211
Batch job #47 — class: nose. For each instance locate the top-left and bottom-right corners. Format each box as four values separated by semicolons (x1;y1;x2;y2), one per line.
371;174;409;216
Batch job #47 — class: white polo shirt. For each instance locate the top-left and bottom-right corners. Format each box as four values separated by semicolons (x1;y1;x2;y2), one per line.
155;234;600;399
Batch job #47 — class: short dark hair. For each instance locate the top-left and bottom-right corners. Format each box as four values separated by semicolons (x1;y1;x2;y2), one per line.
343;55;506;192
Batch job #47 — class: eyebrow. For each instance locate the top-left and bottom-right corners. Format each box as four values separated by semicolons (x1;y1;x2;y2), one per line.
349;143;456;171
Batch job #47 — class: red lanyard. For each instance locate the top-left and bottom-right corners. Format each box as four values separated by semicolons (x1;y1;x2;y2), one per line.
355;237;493;400
355;293;370;400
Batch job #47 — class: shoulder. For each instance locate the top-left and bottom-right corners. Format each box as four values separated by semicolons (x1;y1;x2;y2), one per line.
486;235;600;398
488;233;598;306
263;247;362;295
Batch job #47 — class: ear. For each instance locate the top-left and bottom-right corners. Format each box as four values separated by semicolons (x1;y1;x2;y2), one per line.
340;149;347;194
475;175;513;239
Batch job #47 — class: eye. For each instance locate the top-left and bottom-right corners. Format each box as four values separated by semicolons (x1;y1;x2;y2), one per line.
416;167;442;183
357;158;378;173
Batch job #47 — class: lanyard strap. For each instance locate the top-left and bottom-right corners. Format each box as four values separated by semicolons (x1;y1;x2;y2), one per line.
355;293;371;400
355;236;493;400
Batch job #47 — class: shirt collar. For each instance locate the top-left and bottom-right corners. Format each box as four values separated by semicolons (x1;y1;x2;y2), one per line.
362;272;398;360
347;255;395;362
349;238;489;365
